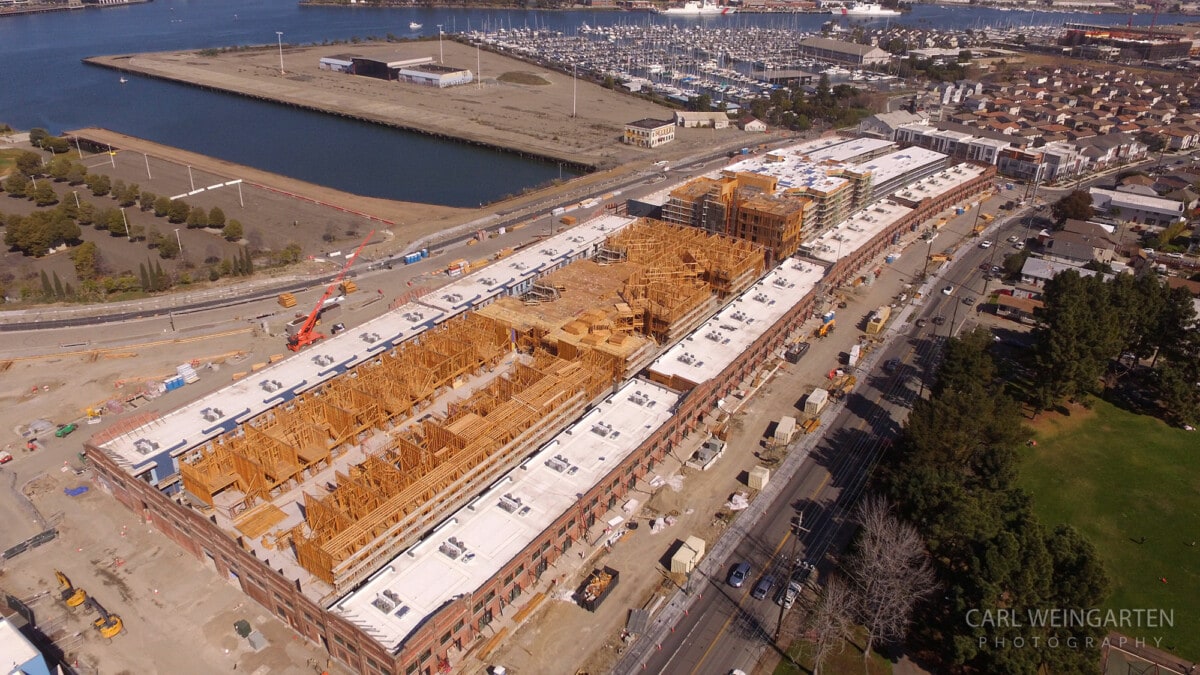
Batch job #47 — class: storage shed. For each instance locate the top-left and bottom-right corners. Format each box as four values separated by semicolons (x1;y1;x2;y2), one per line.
670;536;707;574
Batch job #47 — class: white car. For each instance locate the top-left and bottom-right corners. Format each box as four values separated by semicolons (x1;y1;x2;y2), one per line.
942;285;953;295
1007;235;1019;243
979;240;992;249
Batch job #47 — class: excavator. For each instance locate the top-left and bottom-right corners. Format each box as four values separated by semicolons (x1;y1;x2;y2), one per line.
55;570;87;608
83;596;123;639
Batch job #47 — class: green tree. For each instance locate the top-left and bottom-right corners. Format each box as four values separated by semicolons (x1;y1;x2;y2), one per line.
186;205;209;229
47;156;73;181
44;136;70;154
153;195;172;218
65;162;87;185
76;201;95;227
16;151;42;176
33;181;58;206
28;128;49;147
52;271;64;299
1031;272;1119;407
139;191;157;212
157;237;180;259
70;241;100;280
3;172;30;198
222;219;244;242
1050;190;1094;225
208;206;226;228
85;173;111;197
116;181;140;208
167;199;190;224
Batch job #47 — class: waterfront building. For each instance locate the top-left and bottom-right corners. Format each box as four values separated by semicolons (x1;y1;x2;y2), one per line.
796;36;891;67
623;119;676;148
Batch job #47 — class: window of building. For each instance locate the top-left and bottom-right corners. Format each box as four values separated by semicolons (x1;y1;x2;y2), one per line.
419;649;432;663
484;590;496;603
453;619;465;633
440;631;451;645
406;663;419;675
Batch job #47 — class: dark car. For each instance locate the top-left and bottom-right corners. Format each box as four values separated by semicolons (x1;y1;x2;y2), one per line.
727;562;751;588
330;322;347;335
963;297;975;306
932;315;946;326
916;318;928;328
751;575;776;600
883;358;901;373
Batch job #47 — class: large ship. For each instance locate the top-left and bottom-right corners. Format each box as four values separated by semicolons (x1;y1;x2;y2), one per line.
831;2;901;16
655;0;736;15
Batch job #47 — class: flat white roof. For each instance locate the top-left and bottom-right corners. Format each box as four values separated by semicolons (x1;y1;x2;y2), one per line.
801;137;895;164
891;163;989;205
1090;187;1185;216
648;259;825;387
329;378;681;652
852;147;947;187
724;150;849;195
0;618;39;669
98;215;638;476
807;199;913;264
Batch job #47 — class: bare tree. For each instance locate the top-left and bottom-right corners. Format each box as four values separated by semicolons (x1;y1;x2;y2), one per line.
847;496;937;668
808;573;854;675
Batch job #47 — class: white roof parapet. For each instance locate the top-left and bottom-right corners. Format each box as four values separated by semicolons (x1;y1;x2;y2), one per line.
329;378;681;652
648;259;825;387
808;200;914;264
99;214;638;475
851;147;947;187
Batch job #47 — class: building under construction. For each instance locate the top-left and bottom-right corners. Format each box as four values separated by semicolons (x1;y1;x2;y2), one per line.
83;154;996;675
1059;22;1200;60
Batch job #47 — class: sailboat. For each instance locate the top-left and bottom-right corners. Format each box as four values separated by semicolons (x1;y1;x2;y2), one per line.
119;76;128;84
409;21;423;30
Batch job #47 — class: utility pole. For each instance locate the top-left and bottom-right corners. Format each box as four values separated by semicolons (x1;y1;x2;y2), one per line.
276;32;285;74
773;514;810;642
572;63;578;119
437;25;444;63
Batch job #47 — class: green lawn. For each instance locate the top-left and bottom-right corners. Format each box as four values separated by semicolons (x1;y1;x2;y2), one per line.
774;626;894;675
1020;398;1200;661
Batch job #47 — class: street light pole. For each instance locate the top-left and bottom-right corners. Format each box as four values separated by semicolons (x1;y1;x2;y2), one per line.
437;25;444;63
276;32;285;74
187;165;195;192
144;152;152;180
120;208;130;241
174;228;183;256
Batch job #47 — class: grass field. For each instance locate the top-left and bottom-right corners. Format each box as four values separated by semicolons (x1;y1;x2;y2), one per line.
1020;399;1200;662
774;627;894;675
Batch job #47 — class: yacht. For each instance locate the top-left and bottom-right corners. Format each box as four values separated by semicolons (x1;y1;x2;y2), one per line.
409;21;423;29
655;0;736;16
831;3;901;16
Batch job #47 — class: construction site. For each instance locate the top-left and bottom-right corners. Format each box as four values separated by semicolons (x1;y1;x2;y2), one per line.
80;137;997;675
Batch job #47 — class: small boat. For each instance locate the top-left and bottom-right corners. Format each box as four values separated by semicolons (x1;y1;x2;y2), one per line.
409;21;423;29
119;76;128;84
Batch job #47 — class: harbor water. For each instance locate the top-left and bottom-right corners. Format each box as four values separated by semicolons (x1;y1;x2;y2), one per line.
0;1;1188;206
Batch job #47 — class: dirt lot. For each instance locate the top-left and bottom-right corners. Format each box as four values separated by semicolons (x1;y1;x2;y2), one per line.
87;39;738;170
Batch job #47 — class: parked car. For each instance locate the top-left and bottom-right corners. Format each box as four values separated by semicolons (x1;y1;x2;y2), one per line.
776;580;802;609
942;285;953;295
331;322;347;335
0;450;13;464
932;315;946;326
727;562;751;588
55;423;77;438
751;575;776;600
979;240;992;249
883;358;901;373
916;318;928;328
963;297;975;306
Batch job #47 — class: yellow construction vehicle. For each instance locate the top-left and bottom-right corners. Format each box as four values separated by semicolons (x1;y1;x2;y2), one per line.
55;570;87;608
814;320;836;338
84;597;123;639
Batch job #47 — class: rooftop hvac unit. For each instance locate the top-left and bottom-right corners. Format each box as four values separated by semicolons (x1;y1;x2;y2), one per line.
498;493;523;513
628;392;648;406
546;455;570;473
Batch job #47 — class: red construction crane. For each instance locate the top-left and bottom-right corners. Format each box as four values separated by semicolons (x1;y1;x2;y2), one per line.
287;231;374;352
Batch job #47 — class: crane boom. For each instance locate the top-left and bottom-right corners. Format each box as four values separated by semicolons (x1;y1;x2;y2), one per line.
287;231;374;352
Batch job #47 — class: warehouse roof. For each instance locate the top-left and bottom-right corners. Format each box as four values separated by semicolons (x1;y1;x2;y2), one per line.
801;137;895;164
852;147;947;188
